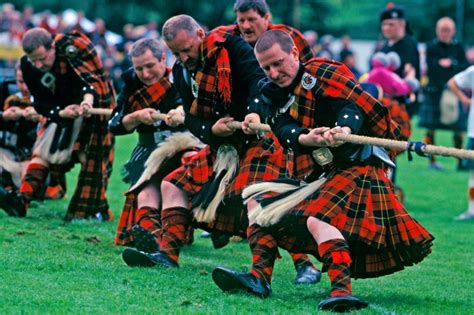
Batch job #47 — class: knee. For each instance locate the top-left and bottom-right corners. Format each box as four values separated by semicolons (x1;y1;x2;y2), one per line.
247;199;259;225
31;157;48;167
161;181;182;198
137;189;159;206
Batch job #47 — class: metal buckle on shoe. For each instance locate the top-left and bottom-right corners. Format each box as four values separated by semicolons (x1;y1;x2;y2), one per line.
311;147;333;166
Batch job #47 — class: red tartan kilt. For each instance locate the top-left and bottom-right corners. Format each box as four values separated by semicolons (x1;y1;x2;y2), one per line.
163;145;214;196
115;193;137;246
227;136;292;197
267;165;434;279
163;136;292;236
164;136;293;198
293;153;315;180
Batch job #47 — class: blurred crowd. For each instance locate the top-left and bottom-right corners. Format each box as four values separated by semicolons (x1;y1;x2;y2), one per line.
0;3;161;92
1;2;473;93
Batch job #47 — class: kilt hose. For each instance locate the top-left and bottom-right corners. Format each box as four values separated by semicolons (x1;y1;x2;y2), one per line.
254;165;434;279
163;136;318;269
115;150;195;247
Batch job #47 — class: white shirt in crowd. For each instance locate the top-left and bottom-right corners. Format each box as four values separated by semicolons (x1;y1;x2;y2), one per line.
454;66;474;138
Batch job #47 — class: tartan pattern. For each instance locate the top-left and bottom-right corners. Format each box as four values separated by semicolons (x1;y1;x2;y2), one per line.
268;165;434;279
291;59;399;139
48;167;67;197
49;32;115;220
115;194;136;245
164;145;213;196
290;150;315;181
227;136;293;197
136;206;161;242
318;239;353;297
163;137;295;238
64;131;114;221
190;30;232;119
114;196;162;246
127;74;173;112
160;206;192;264
20;162;48;203
248;223;278;284
213;23;313;62
165;137;292;198
382;97;411;140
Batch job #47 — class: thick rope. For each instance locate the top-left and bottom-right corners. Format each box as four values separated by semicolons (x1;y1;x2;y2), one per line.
11;102;472;159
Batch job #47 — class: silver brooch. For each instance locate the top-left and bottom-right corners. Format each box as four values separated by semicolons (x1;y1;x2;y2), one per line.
191;77;199;98
301;72;317;90
65;45;78;58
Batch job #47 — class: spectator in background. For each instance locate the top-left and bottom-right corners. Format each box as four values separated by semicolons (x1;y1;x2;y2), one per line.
379;3;420;116
144;21;159;39
21;6;34;31
317;34;335;60
338;35;361;79
89;18;108;49
303;30;319;55
38;11;56;34
338;35;352;61
68;10;86;33
448;66;474;220
419;17;468;171
0;3;14;33
340;50;361;79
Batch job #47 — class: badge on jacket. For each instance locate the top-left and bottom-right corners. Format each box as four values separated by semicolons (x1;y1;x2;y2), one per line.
301;72;317;90
65;45;79;58
41;72;56;90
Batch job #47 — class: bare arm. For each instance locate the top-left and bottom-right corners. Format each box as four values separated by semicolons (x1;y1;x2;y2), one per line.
448;77;470;108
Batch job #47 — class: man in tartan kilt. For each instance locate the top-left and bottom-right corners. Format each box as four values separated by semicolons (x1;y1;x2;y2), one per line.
122;15;320;285
111;38;202;253
2;27;115;220
0;63;67;216
212;0;321;282
212;30;434;312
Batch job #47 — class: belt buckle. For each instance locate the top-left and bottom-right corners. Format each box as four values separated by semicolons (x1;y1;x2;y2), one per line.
311;147;333;166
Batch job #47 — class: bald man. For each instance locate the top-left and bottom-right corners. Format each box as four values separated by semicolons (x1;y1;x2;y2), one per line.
419;17;469;170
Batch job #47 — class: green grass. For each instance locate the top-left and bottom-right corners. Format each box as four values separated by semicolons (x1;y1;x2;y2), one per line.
1;122;474;314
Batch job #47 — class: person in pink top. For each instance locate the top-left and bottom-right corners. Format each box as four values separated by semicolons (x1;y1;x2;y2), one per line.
365;51;419;98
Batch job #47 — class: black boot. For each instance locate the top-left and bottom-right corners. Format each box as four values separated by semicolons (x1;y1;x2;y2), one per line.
212;267;271;298
318;296;368;312
122;248;178;268
211;232;230;249
294;264;322;285
0;188;26;217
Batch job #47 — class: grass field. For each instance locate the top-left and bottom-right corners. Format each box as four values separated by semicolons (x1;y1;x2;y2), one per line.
1;122;474;314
